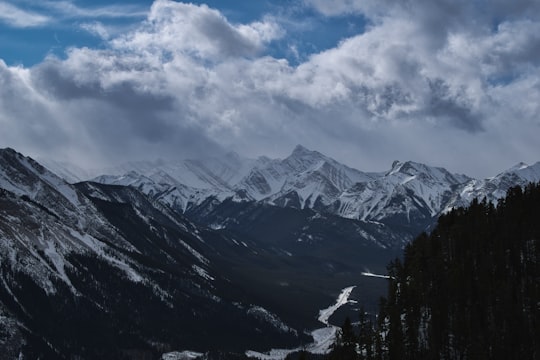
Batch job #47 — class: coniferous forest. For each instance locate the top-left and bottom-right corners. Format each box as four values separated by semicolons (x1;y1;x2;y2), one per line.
328;183;540;360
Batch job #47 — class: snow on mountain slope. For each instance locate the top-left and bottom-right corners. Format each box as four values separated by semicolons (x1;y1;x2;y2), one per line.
333;161;472;226
0;148;163;292
95;145;381;214
241;145;380;208
46;145;540;242
95;146;479;226
94;170;235;213
444;161;540;212
1;149;107;236
0;148;306;356
37;159;100;183
99;151;256;191
89;151;264;212
0;148;234;296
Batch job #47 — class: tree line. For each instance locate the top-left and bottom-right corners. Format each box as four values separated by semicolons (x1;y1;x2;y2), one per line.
326;183;540;360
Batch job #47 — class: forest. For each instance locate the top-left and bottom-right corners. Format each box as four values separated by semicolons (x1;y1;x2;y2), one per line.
327;183;540;360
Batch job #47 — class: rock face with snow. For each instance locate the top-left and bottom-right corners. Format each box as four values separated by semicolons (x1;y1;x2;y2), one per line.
237;145;377;207
0;148;309;358
0;147;403;358
84;145;540;244
443;161;540;212
329;160;472;233
3;146;539;358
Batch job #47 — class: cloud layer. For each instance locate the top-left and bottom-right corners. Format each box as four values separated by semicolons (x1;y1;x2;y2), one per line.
1;0;539;177
0;2;50;27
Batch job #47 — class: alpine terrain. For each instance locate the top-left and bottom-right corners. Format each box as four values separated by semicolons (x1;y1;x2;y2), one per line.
2;146;539;359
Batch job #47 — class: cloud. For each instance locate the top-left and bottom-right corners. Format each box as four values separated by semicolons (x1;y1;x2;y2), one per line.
0;2;50;27
0;0;539;177
27;0;148;19
111;1;284;60
80;22;111;40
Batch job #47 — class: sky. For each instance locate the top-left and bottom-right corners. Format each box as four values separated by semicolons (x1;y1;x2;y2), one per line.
0;0;539;178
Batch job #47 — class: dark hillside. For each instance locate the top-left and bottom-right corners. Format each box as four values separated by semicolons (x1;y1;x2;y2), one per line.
330;183;540;360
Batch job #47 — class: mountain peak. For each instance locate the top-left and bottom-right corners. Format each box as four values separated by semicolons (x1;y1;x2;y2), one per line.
508;162;529;172
291;144;313;156
0;147;21;159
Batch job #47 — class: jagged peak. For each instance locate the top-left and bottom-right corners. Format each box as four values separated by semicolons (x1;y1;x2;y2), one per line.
0;147;23;160
386;160;456;180
0;147;18;154
391;160;402;169
288;145;328;164
507;162;529;172
387;160;404;175
291;144;316;156
292;144;311;154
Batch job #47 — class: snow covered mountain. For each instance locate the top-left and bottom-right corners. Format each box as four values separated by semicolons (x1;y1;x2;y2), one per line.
85;145;379;217
238;145;379;209
0;148;308;357
443;161;540;212
88;145;381;216
83;145;540;242
328;160;472;232
1;148;402;358
4;147;539;357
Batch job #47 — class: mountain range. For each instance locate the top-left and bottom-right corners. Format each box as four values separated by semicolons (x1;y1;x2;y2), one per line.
2;146;539;358
46;144;540;246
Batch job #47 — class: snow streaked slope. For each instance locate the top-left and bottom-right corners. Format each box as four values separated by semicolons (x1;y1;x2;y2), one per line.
0;148;171;291
1;148;306;356
241;145;379;207
96;152;256;191
53;145;540;242
96;145;380;214
91;152;261;211
94;170;221;213
0;148;123;240
0;148;224;294
444;161;540;212
333;160;471;225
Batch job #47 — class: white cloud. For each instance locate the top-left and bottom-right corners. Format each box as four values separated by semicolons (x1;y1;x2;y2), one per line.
0;0;539;177
80;22;111;40
0;2;50;27
35;0;148;19
110;1;283;60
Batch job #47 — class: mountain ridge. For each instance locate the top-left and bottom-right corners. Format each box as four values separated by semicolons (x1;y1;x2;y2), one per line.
0;147;401;358
45;145;540;246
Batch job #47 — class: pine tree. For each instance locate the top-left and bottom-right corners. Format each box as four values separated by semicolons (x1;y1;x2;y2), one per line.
329;317;358;360
368;183;540;360
358;307;374;360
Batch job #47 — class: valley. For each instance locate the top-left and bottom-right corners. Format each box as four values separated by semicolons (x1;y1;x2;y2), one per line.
1;146;539;358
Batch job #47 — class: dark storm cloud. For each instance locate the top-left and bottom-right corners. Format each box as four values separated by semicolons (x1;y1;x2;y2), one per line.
0;61;70;150
193;9;261;57
32;59;179;142
426;79;483;133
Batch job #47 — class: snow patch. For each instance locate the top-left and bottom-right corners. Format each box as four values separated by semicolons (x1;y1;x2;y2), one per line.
179;240;209;265
318;286;356;325
161;351;203;360
246;285;356;359
361;271;391;279
192;265;214;281
247;306;298;336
